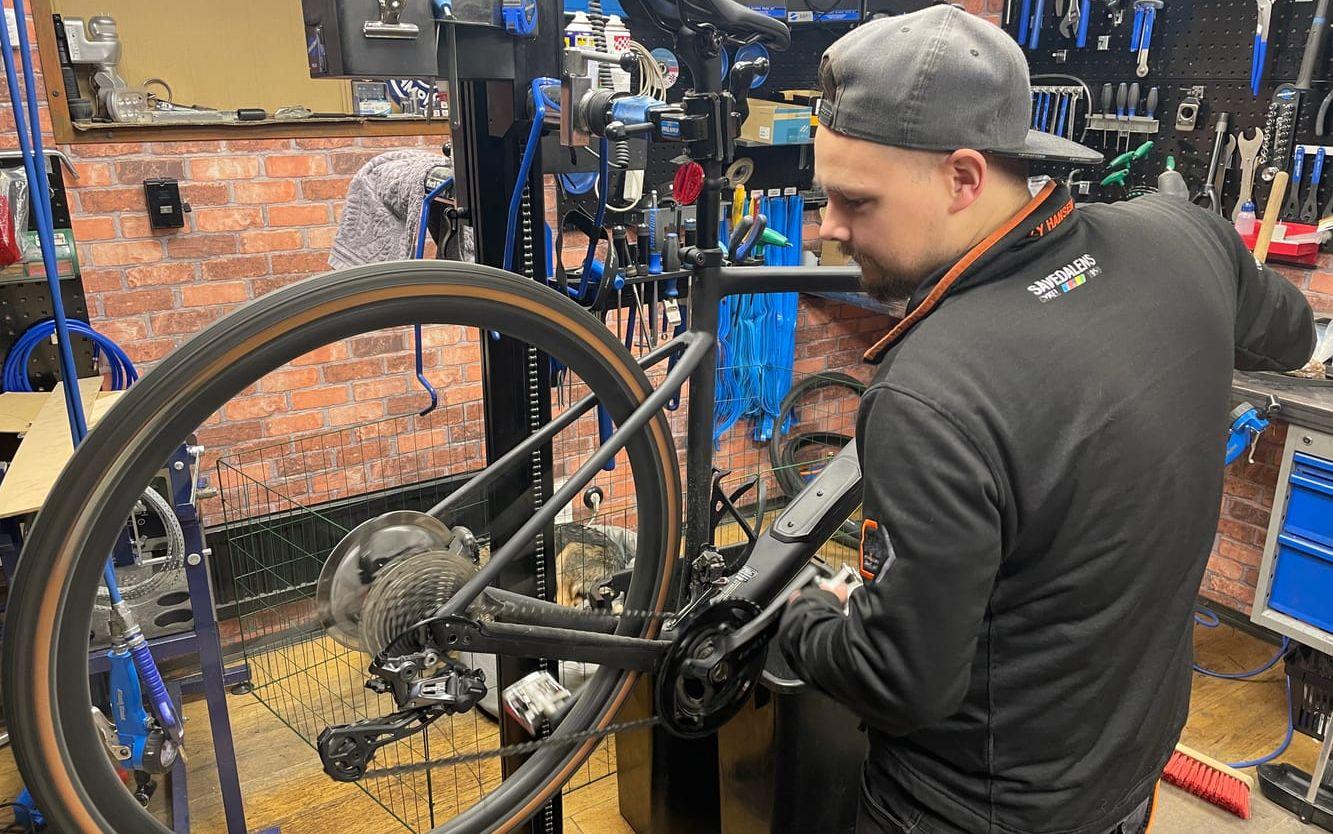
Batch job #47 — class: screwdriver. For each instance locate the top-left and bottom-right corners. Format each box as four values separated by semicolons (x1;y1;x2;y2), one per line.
1116;82;1128;151
1144;85;1158;126
1126;82;1140;151
1101;83;1114;145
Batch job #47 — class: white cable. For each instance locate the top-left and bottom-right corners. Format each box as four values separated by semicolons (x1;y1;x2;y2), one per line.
628;40;667;101
586;144;641;211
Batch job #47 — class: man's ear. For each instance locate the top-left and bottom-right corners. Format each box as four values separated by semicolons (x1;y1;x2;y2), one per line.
945;149;987;213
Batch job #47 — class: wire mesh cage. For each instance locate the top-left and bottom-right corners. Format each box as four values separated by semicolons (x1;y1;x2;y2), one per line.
217;382;640;830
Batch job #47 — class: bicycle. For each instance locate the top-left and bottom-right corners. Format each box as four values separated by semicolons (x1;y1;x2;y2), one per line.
0;1;870;831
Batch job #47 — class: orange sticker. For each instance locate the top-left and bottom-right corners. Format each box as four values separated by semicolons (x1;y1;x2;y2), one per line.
859;519;879;582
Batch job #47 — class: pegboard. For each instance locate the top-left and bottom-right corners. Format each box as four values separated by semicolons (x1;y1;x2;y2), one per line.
1012;0;1333;211
0;158;95;394
0;277;97;392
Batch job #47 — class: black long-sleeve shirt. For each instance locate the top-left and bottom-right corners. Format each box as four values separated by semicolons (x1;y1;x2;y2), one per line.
779;183;1316;834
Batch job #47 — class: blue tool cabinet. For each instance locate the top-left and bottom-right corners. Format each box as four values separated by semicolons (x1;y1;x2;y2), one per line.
1254;429;1333;656
1266;453;1333;635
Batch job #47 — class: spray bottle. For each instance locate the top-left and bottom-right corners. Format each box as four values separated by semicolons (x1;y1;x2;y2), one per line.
564;11;595;50
604;15;632;93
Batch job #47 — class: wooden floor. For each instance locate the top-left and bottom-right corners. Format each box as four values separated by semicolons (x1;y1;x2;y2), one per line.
0;620;1325;833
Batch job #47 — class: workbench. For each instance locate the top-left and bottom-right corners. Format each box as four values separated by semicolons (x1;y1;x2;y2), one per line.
0;379;122;520
1234;372;1333;435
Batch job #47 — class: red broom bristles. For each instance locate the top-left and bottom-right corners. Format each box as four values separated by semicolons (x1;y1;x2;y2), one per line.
1162;745;1253;820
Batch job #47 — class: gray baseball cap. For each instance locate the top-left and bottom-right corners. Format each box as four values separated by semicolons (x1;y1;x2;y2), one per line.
817;6;1103;165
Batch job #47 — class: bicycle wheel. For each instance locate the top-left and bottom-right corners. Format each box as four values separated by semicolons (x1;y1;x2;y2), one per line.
2;260;681;834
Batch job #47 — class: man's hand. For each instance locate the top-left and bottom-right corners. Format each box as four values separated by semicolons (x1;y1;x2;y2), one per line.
786;577;855;607
820;579;853;606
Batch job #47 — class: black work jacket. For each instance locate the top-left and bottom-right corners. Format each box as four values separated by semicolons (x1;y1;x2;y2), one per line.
779;183;1316;834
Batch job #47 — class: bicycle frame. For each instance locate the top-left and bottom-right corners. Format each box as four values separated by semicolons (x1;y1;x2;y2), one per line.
422;259;868;670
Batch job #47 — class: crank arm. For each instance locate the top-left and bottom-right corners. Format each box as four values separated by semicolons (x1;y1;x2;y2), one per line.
426;616;670;672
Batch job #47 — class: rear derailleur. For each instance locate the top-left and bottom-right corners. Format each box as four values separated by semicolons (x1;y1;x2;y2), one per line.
318;640;487;782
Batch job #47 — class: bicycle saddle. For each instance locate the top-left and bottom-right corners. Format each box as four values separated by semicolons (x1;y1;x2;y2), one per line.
637;0;791;49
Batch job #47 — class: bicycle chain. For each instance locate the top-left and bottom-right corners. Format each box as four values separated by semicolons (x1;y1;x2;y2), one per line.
352;602;680;778
358;716;663;777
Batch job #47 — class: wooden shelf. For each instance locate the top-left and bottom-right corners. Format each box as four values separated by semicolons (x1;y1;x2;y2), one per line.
65;115;451;145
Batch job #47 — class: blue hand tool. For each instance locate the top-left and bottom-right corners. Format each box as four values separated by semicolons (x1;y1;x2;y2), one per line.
1285;146;1306;219
1300;146;1326;223
1251;0;1273;95
1225;401;1276;465
1018;0;1033;43
1028;0;1045;48
1076;0;1091;46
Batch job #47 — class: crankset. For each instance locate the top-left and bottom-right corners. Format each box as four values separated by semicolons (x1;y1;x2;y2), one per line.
656;597;771;737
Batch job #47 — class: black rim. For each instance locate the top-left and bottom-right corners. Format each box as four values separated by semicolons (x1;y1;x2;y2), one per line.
2;261;680;834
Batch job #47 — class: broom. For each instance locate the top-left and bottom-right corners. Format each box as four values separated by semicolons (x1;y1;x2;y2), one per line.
1162;743;1254;819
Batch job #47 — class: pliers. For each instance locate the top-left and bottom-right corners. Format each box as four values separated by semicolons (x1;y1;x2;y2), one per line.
1251;0;1273;96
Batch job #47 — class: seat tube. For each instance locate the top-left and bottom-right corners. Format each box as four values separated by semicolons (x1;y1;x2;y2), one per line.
683;257;721;583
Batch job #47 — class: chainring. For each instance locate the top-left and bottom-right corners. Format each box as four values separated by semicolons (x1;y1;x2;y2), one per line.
655;597;770;738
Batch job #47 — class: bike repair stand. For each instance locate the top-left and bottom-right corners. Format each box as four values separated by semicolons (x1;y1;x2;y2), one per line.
439;5;565;832
0;442;256;834
435;1;723;828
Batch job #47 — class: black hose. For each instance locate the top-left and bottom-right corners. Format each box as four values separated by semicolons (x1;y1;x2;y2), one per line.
769;372;866;548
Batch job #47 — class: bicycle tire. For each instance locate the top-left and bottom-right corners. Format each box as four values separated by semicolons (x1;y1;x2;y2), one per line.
2;260;681;834
768;372;865;548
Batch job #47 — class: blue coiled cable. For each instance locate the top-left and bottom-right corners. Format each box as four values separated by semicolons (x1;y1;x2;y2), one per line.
1192;606;1295;768
3;319;138;392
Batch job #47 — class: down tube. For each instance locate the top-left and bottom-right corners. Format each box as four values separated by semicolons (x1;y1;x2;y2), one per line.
717;429;864;610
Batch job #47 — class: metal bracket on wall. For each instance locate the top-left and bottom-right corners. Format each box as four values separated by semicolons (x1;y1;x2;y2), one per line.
1177;87;1205;131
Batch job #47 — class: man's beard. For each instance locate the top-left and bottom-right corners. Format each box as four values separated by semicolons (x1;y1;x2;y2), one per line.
844;244;925;303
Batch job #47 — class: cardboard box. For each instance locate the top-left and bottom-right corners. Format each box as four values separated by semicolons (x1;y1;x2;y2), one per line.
741;99;813;145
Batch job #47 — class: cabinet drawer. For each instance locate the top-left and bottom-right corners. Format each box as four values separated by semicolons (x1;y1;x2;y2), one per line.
1283;454;1333;549
1269;534;1333;634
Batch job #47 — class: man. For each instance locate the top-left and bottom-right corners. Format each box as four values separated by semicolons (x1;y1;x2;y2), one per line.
777;6;1316;834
